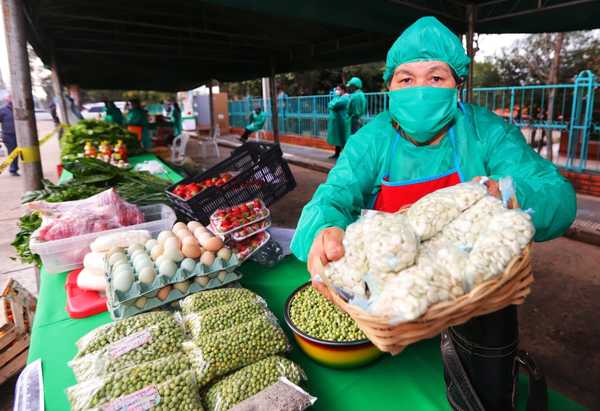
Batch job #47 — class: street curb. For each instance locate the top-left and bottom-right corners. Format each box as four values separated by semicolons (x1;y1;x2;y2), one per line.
217;139;332;173
564;219;600;247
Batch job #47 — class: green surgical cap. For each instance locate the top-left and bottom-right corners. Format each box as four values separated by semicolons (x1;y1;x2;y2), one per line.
383;16;470;83
346;77;363;89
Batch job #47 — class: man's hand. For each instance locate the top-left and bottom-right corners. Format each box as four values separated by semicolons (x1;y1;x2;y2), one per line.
307;227;345;298
472;176;501;199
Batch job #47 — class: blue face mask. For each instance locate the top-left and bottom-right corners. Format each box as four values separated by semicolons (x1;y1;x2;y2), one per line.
388;86;458;143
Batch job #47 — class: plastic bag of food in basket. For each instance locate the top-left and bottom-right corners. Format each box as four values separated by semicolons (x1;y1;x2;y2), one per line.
204;357;307;411
27;188;144;242
179;288;263;316
69;319;185;382
229;377;317;411
89;371;204;411
184;313;290;387
66;352;191;411
75;311;175;358
406;182;487;240
183;299;268;338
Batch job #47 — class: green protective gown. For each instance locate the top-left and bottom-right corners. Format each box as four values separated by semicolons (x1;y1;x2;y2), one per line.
127;107;151;149
246;111;266;132
170;106;182;136
104;104;124;125
290;104;576;261
347;89;367;132
326;94;350;147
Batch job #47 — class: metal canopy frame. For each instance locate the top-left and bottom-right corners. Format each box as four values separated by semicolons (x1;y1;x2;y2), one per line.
22;0;600;91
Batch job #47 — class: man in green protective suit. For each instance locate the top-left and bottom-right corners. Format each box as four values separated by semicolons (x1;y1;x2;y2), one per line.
169;100;183;137
240;106;266;142
104;100;124;125
346;76;367;134
291;16;575;411
326;85;351;159
126;99;151;149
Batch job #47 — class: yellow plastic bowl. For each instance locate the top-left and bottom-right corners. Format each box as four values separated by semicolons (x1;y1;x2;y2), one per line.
284;283;383;369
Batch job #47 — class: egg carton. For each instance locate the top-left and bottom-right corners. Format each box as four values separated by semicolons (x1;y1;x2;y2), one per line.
108;270;243;320
107;253;240;307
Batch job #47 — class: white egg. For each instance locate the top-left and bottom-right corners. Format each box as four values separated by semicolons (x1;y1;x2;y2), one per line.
157;230;175;244
150;244;164;261
134;256;153;272
129;249;146;261
113;263;132;277
180;258;196;273
109;252;127;267
163;248;184;263
158;260;177;277
107;246;124;256
155;255;171;268
200;251;216;267
112;260;129;272
187;221;202;231
138;266;156;284
113;270;133;292
145;239;159;252
173;222;188;233
128;243;145;255
164;237;181;252
217;247;232;261
133;252;151;266
195;276;209;286
174;281;190;294
217;271;227;282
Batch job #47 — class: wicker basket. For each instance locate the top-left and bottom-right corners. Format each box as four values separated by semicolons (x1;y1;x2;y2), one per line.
326;245;533;355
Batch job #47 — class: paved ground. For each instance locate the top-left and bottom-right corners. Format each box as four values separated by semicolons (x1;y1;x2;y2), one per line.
1;123;599;409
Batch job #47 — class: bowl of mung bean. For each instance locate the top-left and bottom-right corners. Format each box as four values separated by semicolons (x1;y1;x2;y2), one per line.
284;282;383;368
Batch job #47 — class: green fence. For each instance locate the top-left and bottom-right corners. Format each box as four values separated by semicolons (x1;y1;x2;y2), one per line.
228;71;599;171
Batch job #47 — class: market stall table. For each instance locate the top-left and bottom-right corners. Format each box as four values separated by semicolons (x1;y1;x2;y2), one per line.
27;257;584;411
58;153;183;184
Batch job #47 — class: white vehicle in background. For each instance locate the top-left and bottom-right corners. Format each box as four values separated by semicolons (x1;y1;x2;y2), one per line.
81;101;127;119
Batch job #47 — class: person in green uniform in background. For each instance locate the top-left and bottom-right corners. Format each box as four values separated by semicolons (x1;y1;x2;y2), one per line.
291;16;575;411
239;106;266;142
170;100;183;137
346;76;367;134
104;100;124;125
327;85;351;159
126;98;151;149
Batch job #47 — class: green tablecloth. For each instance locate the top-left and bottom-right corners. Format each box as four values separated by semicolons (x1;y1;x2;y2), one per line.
27;258;585;411
58;153;183;184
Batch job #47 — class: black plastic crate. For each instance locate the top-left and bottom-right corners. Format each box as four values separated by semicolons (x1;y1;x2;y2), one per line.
165;142;296;223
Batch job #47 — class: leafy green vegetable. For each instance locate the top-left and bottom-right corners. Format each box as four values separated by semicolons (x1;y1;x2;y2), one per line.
11;213;42;267
60;119;144;161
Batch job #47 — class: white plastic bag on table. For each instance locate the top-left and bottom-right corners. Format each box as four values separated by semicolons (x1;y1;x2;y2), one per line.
69;319;185;382
183;313;290;388
66;353;191;411
406;182;487;240
27;188;144;242
205;357;307;411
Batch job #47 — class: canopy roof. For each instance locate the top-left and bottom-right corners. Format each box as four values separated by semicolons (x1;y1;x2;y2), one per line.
24;0;600;91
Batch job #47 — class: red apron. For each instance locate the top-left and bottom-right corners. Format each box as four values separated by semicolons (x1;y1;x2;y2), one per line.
373;127;464;212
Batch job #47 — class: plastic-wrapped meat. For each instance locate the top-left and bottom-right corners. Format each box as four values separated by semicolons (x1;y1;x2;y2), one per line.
29;189;144;242
407;182;487;240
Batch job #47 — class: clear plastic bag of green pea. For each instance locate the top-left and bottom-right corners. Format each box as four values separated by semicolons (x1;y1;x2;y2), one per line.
75;311;175;358
183;313;290;388
69;319;185;383
66;352;192;411
89;371;204;411
180;288;262;316
183;299;268;338
204;356;306;411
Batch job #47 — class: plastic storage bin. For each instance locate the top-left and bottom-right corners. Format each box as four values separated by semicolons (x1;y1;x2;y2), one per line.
165;142;296;223
30;204;176;274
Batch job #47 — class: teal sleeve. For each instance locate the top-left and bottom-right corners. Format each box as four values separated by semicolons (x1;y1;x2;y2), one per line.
485;123;576;241
290;129;381;261
328;96;348;111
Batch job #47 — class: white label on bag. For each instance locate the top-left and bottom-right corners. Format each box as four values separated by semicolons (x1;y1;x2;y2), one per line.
109;330;152;359
101;385;160;411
